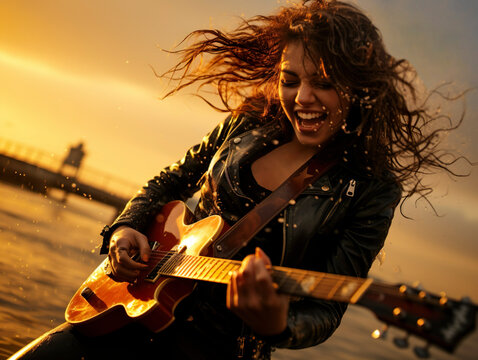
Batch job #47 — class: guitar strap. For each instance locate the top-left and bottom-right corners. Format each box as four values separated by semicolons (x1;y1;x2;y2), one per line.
212;149;339;259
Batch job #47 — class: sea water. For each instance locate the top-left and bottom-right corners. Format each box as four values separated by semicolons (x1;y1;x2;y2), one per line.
0;182;476;359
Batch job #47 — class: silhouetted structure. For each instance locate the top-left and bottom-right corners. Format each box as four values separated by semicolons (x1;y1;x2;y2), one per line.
58;142;87;202
59;142;86;178
0;139;137;215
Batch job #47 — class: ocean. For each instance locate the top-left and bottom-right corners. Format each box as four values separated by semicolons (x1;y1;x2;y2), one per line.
0;182;476;359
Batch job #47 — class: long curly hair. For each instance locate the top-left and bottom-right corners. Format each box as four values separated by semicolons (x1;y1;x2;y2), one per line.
159;0;469;208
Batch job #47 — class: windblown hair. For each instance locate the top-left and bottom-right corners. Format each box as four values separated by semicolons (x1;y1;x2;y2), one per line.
160;0;469;208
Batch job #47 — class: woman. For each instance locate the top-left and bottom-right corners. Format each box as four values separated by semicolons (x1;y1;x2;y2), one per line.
10;1;464;359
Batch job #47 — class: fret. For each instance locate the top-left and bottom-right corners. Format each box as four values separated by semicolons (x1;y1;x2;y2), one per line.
217;262;238;283
326;276;345;299
174;255;196;277
294;270;318;296
274;269;294;292
297;272;308;294
181;256;203;279
334;278;361;301
190;257;209;279
309;273;342;296
196;257;216;281
196;257;215;281
349;278;373;303
305;271;325;296
208;259;230;283
202;258;222;281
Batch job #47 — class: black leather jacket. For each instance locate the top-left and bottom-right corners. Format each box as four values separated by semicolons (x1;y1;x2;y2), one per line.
102;113;401;356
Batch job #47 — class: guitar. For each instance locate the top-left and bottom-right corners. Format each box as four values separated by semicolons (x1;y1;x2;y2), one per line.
66;200;476;356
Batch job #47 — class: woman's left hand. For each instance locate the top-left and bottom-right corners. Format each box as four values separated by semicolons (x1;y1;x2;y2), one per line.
227;247;289;336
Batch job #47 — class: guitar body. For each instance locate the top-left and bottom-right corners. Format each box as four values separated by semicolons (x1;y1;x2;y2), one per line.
65;201;226;336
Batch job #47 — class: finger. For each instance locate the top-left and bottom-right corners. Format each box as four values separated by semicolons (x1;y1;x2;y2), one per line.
253;257;277;298
135;232;151;262
238;254;256;282
118;250;149;270
226;271;238;309
108;253;139;282
255;247;271;267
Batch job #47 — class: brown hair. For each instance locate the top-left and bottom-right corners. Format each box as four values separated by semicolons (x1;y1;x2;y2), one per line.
159;0;470;209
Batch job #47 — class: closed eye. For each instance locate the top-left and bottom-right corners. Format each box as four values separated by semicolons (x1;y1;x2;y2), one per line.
280;79;299;87
310;79;333;90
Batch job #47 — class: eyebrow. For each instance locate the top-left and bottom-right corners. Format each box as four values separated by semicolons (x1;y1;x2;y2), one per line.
280;69;298;76
280;69;329;81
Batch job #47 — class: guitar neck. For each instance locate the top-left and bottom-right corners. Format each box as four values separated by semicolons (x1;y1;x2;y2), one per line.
149;251;372;304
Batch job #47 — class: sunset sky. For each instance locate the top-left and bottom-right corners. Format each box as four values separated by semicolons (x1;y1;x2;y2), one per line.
0;0;477;300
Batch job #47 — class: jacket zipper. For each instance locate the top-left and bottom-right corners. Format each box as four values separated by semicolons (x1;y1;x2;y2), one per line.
321;178;356;226
279;209;287;266
346;179;356;197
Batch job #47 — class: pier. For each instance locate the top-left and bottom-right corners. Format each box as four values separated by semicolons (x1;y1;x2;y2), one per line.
0;138;139;213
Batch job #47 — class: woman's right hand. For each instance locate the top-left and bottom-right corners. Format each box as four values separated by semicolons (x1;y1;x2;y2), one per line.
108;226;151;282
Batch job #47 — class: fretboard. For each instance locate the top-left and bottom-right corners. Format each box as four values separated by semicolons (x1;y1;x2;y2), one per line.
145;251;372;304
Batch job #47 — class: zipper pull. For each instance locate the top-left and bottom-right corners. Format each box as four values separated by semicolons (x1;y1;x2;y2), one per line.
236;336;245;358
346;179;356;197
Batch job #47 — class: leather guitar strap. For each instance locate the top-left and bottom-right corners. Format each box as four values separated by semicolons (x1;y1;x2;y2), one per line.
212;151;338;259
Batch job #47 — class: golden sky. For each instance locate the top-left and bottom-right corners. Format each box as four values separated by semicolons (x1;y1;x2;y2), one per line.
0;0;477;300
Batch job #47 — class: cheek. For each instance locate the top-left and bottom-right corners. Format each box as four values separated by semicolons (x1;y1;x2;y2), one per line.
278;86;295;105
326;92;348;121
278;85;286;103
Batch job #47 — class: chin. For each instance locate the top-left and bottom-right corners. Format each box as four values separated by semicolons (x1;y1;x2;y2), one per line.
294;132;327;148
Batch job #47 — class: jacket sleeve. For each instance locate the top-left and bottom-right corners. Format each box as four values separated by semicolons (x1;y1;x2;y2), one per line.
274;177;401;349
100;115;239;252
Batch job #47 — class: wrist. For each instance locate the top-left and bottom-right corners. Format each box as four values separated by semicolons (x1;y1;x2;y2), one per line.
99;223;131;254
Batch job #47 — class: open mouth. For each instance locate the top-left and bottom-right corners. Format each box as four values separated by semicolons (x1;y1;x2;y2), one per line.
295;111;328;132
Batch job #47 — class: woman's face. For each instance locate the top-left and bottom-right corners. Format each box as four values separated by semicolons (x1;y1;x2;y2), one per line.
278;42;349;148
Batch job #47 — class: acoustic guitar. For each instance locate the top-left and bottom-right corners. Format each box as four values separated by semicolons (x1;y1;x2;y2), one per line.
66;201;476;357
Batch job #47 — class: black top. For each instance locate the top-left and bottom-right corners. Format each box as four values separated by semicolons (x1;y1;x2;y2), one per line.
235;163;283;265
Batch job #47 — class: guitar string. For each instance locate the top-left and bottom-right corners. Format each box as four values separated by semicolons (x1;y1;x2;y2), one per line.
139;250;371;300
145;250;361;287
144;250;402;298
142;250;440;303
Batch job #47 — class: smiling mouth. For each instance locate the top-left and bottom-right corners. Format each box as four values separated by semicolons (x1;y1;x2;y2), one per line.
295;111;328;132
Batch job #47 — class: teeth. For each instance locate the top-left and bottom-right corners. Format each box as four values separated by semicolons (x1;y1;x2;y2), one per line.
297;111;324;120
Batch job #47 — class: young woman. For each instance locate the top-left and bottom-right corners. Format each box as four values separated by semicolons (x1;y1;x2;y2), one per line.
10;1;464;359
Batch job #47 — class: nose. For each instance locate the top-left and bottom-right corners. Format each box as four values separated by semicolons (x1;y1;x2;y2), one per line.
295;82;315;106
